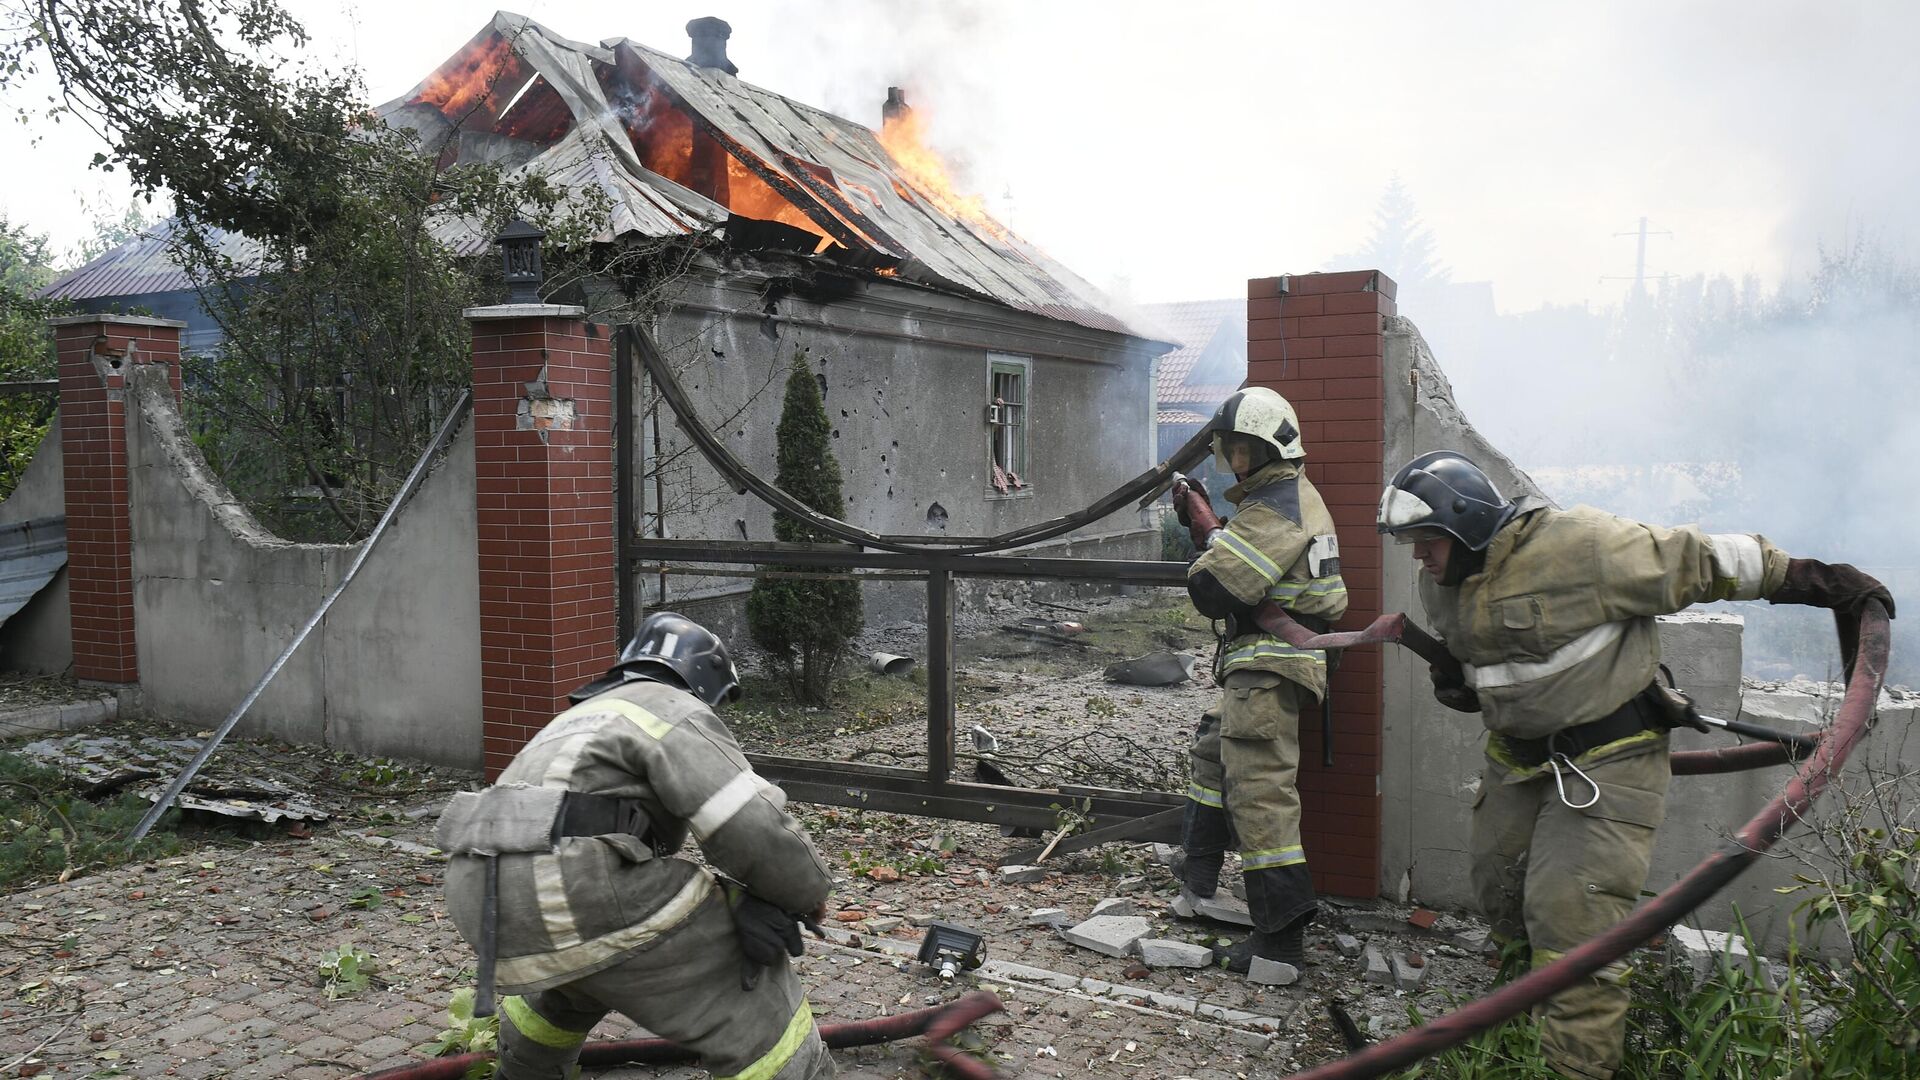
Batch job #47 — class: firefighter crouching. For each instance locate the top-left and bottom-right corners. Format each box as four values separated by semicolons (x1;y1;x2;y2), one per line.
1378;450;1893;1080
1172;387;1348;973
436;613;836;1080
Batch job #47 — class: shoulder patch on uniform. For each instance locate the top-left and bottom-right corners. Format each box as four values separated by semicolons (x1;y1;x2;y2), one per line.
1243;475;1302;524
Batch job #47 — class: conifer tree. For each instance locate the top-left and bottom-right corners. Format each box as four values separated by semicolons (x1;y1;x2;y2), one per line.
747;352;864;703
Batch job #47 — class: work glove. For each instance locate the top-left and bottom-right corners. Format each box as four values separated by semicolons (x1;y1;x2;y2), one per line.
1430;664;1480;713
729;890;805;991
1769;559;1896;619
1172;475;1211;528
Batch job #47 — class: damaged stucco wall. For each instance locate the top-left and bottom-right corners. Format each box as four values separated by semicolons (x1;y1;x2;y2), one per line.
1375;317;1888;953
124;366;483;768
0;417;73;675
622;262;1163;624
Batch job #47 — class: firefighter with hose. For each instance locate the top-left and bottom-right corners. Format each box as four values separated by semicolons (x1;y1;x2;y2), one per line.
1376;449;1894;1079
435;613;836;1080
1169;386;1348;976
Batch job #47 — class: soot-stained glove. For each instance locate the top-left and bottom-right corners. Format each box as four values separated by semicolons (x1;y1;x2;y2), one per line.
1173;476;1211;527
1770;559;1896;619
731;891;805;990
1430;665;1481;713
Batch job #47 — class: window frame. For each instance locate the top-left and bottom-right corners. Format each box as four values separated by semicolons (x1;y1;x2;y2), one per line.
985;352;1033;499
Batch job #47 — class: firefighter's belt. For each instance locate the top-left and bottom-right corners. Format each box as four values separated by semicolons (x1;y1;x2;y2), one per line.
1495;683;1661;768
436;785;653;856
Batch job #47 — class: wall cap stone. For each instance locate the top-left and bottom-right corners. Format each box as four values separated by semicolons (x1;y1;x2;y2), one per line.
463;304;586;320
47;314;188;329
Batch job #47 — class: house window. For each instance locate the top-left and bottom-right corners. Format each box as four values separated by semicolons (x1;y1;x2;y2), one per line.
986;353;1030;495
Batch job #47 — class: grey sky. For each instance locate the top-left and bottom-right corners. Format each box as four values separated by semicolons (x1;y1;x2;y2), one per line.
5;1;1916;312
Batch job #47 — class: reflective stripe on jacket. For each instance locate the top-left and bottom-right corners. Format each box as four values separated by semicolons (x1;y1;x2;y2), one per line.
1191;461;1348;698
444;680;834;994
1419;504;1789;739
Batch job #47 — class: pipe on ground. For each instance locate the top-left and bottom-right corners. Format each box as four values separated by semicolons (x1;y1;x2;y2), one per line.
358;990;1007;1080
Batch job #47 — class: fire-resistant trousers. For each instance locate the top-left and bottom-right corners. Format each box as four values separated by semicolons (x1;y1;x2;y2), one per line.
1470;746;1670;1080
1183;670;1317;931
494;884;833;1080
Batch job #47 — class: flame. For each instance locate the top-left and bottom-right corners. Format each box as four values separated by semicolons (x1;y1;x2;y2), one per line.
409;31;522;121
877;108;1009;243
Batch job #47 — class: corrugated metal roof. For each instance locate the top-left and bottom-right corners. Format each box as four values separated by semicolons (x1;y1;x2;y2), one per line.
40;223;260;304
46;12;1163;346
0;516;65;630
1140;299;1245;404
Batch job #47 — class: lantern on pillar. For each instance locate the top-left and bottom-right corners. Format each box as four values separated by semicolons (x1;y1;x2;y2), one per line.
497;219;546;304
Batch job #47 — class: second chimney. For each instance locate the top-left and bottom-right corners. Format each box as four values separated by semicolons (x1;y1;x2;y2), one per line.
686;17;738;75
882;87;911;133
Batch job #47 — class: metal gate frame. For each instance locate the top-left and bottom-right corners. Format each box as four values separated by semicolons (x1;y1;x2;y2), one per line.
613;327;1197;860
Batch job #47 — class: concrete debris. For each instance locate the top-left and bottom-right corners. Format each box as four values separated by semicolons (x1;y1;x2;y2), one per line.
1393;952;1429;991
1026;908;1074;930
1149;843;1181;868
1062;915;1152;958
1135;938;1213;969
1248;956;1300;986
905;911;936;927
866;916;903;933
1091;896;1140;918
1115;874;1150;893
1363;944;1393;986
1334;933;1364;958
1452;928;1494;955
1667;925;1754;991
1102;651;1199;686
998;864;1047;884
1170;889;1255;927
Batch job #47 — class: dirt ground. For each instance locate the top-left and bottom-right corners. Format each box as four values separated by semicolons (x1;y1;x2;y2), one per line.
0;598;1502;1079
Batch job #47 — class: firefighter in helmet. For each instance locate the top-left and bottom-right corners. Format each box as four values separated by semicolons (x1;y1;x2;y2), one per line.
1378;449;1893;1079
1171;386;1348;974
436;613;836;1080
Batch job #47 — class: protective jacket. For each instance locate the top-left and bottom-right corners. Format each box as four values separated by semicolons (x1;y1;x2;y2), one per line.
1189;460;1348;697
1420;502;1789;755
441;679;834;995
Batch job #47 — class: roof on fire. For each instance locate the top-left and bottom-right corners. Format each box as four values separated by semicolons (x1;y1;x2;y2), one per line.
45;12;1161;344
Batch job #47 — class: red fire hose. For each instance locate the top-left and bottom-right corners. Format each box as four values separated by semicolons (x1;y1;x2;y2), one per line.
358;990;1007;1080
1286;603;1892;1080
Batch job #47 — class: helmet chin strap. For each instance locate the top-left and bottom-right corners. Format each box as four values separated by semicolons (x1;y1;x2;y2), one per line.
1438;543;1487;587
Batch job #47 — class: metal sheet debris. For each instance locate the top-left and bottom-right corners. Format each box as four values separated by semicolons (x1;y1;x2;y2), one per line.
15;732;331;826
0;516;65;631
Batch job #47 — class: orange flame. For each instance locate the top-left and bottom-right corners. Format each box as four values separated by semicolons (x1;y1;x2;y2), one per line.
877;108;1009;243
410;31;521;121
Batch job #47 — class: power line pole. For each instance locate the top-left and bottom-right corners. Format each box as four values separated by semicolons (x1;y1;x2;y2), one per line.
1603;217;1673;300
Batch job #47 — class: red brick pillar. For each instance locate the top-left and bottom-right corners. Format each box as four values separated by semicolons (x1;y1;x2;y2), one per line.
470;304;619;778
1245;270;1396;898
51;314;185;685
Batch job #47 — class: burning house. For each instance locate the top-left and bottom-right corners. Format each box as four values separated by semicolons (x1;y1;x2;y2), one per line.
43;12;1173;618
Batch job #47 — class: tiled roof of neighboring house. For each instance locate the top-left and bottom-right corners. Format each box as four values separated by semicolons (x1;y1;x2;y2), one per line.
1138;298;1244;406
1157;408;1211;425
45;12;1166;348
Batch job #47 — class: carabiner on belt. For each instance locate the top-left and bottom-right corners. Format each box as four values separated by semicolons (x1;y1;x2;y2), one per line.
1548;752;1600;810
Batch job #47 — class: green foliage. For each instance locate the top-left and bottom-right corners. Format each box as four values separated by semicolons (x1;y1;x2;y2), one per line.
0;215;65;500
1397;818;1920;1080
746;351;864;704
318;945;374;999
0;752;181;889
424;988;499;1074
1160;507;1196;561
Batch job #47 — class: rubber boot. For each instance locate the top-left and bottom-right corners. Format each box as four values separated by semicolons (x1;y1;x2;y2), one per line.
1177;799;1232;904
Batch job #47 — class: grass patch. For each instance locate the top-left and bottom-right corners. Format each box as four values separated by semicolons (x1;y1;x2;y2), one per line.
728;668;929;752
0;752;183;890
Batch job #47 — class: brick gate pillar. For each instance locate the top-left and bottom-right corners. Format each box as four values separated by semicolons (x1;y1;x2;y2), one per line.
468;303;618;778
50;314;185;685
1245;270;1396;898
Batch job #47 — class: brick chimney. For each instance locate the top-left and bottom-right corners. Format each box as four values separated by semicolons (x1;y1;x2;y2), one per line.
883;87;911;133
686;17;738;75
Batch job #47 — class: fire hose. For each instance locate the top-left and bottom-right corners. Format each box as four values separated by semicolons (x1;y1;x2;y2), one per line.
1262;601;1892;1079
357;990;1008;1080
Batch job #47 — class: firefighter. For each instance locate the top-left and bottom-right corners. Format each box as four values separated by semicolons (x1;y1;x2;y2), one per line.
1377;449;1893;1080
436;613;836;1080
1171;386;1348;973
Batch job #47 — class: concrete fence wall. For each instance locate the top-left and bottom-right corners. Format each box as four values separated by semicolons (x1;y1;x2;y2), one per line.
0;418;73;675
